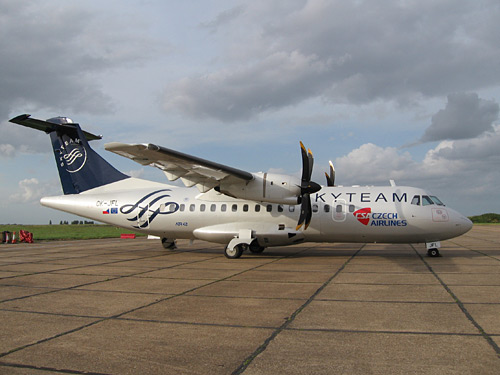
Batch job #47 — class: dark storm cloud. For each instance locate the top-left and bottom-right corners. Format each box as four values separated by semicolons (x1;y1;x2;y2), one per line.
163;0;500;122
420;93;498;143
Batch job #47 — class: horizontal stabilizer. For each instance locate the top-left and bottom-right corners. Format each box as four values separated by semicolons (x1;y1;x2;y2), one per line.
9;114;102;141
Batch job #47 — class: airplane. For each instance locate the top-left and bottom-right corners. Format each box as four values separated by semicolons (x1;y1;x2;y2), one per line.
9;114;473;259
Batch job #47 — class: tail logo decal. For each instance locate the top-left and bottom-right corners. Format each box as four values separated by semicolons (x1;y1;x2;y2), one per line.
56;139;87;173
120;189;179;228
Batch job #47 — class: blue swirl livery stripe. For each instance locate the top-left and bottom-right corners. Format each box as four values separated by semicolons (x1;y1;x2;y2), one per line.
119;189;179;228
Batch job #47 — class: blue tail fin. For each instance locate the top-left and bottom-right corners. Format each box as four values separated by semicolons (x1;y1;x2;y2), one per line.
10;114;129;194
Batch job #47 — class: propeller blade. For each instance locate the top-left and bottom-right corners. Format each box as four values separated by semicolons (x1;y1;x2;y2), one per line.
307;147;314;181
296;193;311;230
304;193;313;229
325;160;335;186
297;141;321;230
300;141;311;182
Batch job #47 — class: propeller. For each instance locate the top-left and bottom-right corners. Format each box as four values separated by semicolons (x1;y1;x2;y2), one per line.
296;142;321;230
325;160;335;186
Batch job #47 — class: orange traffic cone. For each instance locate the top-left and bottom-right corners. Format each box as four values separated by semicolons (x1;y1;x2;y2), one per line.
11;231;17;244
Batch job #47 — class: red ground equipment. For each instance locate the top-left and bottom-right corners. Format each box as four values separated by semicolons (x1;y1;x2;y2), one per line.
19;230;34;243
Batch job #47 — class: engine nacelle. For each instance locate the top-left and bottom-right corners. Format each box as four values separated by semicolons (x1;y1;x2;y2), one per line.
218;172;302;205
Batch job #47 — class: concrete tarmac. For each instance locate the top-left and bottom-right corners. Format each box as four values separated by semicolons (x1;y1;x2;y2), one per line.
0;225;499;374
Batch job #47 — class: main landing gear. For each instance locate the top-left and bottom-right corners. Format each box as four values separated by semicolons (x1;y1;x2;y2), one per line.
161;238;177;250
224;240;266;259
225;243;247;259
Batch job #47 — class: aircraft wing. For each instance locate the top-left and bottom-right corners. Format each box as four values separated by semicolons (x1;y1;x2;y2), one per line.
105;142;254;192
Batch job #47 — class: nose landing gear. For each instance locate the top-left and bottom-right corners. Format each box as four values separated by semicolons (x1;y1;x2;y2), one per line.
426;241;441;257
427;248;440;257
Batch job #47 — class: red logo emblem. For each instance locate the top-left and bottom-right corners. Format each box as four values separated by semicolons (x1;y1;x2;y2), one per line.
354;207;371;225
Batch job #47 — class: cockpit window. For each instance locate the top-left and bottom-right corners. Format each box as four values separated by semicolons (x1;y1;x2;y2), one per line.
411;195;420;206
430;196;445;206
422;195;434;206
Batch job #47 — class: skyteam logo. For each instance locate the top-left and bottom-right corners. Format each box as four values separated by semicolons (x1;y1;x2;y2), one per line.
56;138;87;173
353;207;408;227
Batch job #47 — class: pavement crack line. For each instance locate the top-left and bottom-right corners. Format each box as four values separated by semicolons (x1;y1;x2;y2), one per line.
0;245;309;363
411;244;500;358
0;361;113;375
232;244;364;375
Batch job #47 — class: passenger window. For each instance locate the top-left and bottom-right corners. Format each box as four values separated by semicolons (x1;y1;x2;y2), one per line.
422;195;434;206
255;204;261;212
289;206;295;212
266;204;273;212
180;204;185;212
200;204;206;212
221;204;227;212
243;204;249;212
324;204;330;213
411;195;420;205
169;203;177;212
430;196;445;206
336;205;343;213
277;205;284;212
312;204;318;213
349;205;355;213
189;204;195;212
210;204;216;212
232;204;238;212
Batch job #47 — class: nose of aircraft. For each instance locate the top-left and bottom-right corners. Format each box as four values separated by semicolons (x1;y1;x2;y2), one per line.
449;209;473;237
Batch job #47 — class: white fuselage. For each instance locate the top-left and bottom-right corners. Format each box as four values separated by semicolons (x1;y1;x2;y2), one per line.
40;178;473;247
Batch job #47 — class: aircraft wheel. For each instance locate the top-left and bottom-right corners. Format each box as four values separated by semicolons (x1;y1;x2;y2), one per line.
427;248;440;257
249;246;265;254
249;240;265;254
224;244;244;259
161;238;177;250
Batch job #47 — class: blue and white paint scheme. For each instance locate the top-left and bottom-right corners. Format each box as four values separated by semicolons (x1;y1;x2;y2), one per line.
10;114;473;259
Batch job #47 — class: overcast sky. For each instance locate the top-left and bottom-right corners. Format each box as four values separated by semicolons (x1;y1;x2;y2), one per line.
1;0;499;224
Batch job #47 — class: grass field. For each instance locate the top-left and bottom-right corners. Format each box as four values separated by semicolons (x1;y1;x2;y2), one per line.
0;224;144;241
1;216;498;242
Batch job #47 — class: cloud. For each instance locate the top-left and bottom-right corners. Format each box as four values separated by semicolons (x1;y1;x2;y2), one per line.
162;1;500;122
163;50;333;121
334;125;500;190
9;178;56;203
0;119;49;157
0;144;15;157
334;143;417;184
0;1;155;120
419;93;498;143
128;168;145;178
199;5;246;33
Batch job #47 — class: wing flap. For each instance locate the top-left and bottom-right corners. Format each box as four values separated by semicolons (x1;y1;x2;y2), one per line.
105;142;253;190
